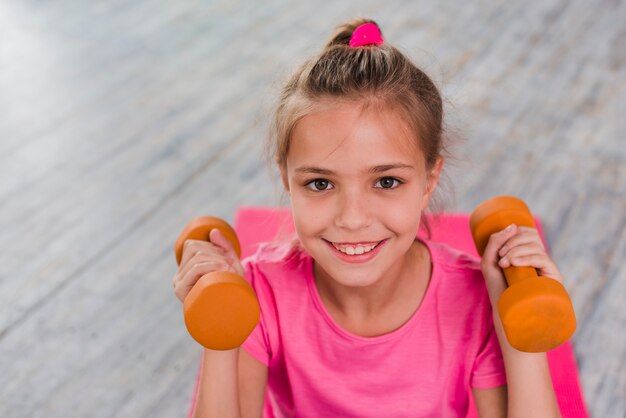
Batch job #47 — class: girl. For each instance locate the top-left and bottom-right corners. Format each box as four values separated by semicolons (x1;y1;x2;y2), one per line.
173;18;562;418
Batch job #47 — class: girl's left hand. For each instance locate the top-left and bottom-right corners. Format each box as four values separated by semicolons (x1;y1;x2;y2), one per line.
480;224;564;308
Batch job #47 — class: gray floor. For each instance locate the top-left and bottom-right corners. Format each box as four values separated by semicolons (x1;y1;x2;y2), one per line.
0;0;624;417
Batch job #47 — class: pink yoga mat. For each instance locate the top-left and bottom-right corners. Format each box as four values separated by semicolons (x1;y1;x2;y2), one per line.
187;207;589;417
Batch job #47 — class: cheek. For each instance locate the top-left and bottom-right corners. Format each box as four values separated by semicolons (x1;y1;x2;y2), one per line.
290;193;329;237
380;188;425;232
385;203;422;233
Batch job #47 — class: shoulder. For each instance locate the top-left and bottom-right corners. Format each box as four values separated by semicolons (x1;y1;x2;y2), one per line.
238;241;308;365
241;239;310;286
426;240;482;277
425;240;498;348
424;240;490;305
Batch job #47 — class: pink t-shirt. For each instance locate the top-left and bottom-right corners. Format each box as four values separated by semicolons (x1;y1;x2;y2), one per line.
241;238;506;418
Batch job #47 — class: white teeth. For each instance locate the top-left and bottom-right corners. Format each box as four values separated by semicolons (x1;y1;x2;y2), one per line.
332;242;379;255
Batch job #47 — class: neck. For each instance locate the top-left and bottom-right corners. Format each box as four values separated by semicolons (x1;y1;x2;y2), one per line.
313;240;430;320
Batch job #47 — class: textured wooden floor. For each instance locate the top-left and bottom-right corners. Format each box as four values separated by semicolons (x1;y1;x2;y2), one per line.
0;0;624;417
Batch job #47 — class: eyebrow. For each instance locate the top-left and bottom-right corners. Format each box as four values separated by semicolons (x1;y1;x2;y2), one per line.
294;163;415;175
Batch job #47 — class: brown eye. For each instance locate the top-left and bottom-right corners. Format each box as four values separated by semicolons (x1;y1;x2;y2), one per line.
306;179;333;191
377;177;400;189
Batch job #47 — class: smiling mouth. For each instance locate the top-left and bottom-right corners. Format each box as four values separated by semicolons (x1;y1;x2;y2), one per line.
324;239;384;255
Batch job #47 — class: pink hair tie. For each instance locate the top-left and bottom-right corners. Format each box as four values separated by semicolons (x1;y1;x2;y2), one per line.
349;23;384;47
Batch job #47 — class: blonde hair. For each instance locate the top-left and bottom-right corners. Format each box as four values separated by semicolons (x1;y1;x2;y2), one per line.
267;18;446;177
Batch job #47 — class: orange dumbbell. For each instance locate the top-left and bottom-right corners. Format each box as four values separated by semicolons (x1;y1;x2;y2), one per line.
470;196;576;352
174;217;260;350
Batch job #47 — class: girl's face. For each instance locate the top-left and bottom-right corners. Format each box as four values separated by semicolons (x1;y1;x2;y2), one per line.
282;100;442;289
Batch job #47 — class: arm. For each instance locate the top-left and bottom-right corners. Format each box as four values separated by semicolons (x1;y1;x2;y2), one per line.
238;348;268;418
495;315;560;418
480;224;562;418
191;348;241;418
190;347;268;418
473;385;507;418
172;229;268;417
472;324;561;418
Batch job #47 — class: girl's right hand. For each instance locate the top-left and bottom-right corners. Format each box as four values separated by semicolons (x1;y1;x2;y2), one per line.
172;228;245;303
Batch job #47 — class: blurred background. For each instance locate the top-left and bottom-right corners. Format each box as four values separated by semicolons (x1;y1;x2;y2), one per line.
0;0;624;417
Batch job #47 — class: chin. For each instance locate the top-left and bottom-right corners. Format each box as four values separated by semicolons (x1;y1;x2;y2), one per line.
332;267;381;286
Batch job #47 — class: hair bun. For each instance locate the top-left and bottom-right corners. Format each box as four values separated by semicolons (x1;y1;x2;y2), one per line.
325;18;382;48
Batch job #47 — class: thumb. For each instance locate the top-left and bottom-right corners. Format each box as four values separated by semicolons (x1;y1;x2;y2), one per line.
209;228;243;273
483;223;517;266
481;224;517;304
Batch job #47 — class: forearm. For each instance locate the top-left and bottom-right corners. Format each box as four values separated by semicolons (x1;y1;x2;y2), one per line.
191;348;242;418
495;317;561;418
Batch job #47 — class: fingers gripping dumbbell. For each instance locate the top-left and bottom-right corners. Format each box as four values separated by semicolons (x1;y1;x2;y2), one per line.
470;196;576;352
174;217;260;350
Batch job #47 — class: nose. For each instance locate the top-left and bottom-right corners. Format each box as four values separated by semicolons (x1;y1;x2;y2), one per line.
334;189;372;231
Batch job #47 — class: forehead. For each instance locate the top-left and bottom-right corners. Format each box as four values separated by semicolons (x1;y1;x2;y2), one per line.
288;100;424;170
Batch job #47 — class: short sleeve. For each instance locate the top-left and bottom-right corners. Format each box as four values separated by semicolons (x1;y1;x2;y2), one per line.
240;257;273;367
470;314;507;388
